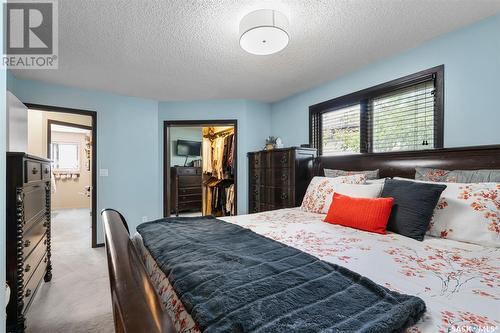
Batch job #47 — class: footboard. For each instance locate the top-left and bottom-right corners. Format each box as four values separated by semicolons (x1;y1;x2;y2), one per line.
101;209;175;333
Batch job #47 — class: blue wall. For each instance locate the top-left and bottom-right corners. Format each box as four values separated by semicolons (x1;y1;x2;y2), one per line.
170;127;203;167
7;75;160;244
271;14;500;148
158;100;271;214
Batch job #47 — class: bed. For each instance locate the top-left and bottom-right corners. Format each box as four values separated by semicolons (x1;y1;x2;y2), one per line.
102;145;500;333
132;208;500;333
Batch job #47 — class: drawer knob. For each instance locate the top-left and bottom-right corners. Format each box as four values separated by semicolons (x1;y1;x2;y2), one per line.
32;167;39;175
281;174;288;181
24;240;31;248
281;193;288;200
25;289;32;298
24;264;31;273
44;168;49;174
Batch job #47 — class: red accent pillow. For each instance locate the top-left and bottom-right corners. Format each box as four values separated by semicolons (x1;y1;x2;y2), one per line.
324;193;394;234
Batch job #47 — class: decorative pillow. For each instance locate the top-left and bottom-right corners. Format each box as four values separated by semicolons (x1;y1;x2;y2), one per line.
366;178;388;185
324;193;394;234
415;167;500;183
396;178;500;247
329;182;383;198
324;169;379;180
300;175;367;214
381;179;447;241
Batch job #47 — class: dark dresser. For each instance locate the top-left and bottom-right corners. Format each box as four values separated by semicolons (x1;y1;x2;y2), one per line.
6;153;52;332
248;147;316;213
170;166;202;215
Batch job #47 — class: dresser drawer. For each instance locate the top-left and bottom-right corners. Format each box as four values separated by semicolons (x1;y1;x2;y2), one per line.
178;201;201;212
178;193;202;202
25;160;42;184
41;163;51;181
178;187;202;196
23;184;47;230
249;185;261;203
24;236;47;289
271;151;292;168
259;203;277;212
249;153;268;169
23;218;47;259
265;168;294;187
176;167;201;176
249;201;260;214
178;176;201;188
23;254;47;313
249;168;264;187
265;187;294;207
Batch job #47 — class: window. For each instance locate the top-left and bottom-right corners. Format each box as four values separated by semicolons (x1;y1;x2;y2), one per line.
51;142;80;171
310;66;443;155
321;104;360;155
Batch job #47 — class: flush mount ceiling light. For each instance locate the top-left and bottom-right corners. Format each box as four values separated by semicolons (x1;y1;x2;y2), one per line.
239;9;289;56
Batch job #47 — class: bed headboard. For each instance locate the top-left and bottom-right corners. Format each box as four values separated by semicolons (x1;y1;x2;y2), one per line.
311;145;500;179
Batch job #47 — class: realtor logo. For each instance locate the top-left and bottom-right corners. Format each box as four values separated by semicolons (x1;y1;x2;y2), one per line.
3;0;58;68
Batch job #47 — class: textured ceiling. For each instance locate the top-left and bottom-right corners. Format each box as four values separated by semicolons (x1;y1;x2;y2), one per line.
12;0;500;102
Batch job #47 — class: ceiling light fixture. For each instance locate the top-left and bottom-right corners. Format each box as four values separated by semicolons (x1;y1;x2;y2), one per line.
239;9;289;56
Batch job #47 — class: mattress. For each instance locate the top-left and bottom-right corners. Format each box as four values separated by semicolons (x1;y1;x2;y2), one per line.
132;208;500;333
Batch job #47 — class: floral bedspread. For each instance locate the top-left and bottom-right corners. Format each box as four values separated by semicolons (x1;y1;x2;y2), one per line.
132;208;500;333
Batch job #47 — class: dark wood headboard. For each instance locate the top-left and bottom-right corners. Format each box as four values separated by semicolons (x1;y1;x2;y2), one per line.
312;145;500;179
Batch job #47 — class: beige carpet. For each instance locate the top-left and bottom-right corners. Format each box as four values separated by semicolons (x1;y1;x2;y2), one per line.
26;209;114;333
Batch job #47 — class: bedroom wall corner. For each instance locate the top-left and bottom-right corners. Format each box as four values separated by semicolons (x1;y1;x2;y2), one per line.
270;13;500;148
6;75;161;244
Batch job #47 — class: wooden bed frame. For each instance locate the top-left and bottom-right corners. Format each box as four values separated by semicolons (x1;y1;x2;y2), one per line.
311;145;500;178
102;145;500;332
102;209;175;333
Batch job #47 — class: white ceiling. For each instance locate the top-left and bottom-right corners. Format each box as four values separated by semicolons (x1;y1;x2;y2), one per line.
12;0;500;102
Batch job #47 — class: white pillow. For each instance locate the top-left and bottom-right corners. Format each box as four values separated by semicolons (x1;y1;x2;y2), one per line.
394;177;499;247
331;182;383;198
301;175;374;214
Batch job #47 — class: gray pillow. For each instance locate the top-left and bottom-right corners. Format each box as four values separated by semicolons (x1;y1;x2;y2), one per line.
415;167;500;183
381;179;447;241
324;169;379;180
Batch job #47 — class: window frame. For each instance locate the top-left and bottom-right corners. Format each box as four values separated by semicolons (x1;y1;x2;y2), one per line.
309;65;444;156
51;141;81;172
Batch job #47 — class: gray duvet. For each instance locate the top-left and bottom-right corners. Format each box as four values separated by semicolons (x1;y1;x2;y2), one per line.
137;216;426;333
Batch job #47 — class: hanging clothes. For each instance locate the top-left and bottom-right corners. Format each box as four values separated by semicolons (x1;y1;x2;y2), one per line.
202;128;236;216
202;137;212;174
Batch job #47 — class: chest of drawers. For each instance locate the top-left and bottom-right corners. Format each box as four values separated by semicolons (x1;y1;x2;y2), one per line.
248;147;316;213
170;166;202;215
6;153;52;332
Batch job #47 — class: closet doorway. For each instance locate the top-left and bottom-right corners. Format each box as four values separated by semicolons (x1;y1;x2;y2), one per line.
163;120;237;218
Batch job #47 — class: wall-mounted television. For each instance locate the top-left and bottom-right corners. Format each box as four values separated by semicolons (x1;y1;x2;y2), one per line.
176;140;201;157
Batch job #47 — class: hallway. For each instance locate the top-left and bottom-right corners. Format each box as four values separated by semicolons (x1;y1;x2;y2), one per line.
26;209;113;332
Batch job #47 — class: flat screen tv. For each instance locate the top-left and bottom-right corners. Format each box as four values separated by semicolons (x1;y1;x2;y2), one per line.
176;140;201;157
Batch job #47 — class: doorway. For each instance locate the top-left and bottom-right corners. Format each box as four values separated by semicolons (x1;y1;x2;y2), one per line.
163;120;237;218
26;104;98;248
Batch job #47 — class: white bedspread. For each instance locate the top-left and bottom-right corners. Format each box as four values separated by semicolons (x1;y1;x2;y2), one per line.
132;208;500;333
